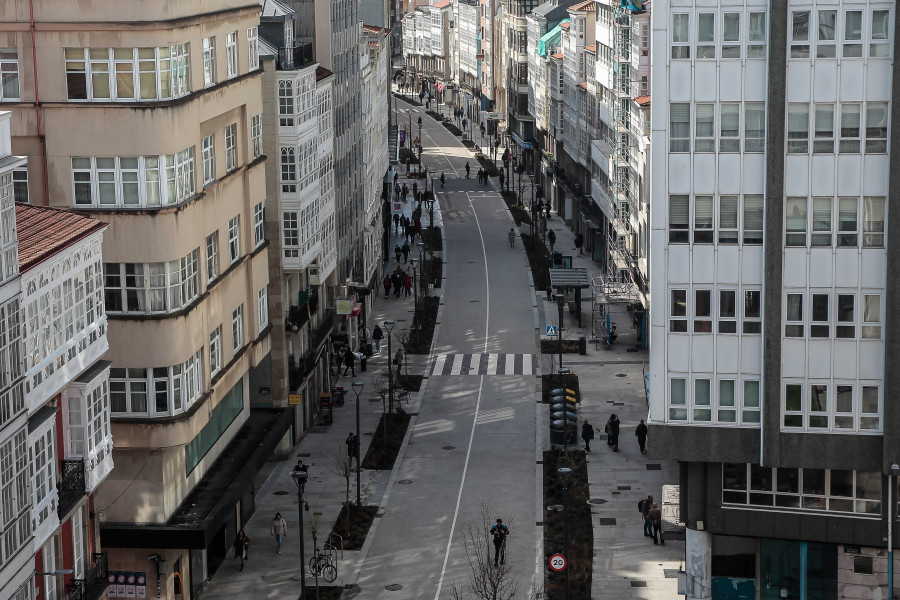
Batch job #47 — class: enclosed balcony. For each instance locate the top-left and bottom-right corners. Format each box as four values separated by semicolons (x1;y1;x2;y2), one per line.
65;552;109;600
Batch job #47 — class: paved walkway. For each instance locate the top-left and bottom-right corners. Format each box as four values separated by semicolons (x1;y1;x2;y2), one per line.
199;89;681;600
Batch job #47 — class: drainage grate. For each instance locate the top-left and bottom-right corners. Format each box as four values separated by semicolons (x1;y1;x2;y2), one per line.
587;498;608;505
630;581;647;588
398;479;413;484
646;464;662;470
273;491;290;496
385;584;404;591
599;518;617;526
297;453;311;457
613;402;625;406
627;348;639;352
470;300;480;302
617;485;631;490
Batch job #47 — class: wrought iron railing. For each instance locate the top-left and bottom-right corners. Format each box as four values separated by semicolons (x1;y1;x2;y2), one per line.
57;459;86;519
65;553;109;600
277;43;314;70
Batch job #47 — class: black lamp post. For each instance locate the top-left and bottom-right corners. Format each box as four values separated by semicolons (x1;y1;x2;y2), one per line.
410;258;419;307
427;195;435;229
554;293;565;374
558;467;572;600
417;116;422;151
384;320;395;416
351;381;364;508
291;469;309;600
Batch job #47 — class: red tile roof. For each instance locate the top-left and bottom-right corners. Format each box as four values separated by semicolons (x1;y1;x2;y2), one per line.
569;0;596;11
433;0;451;7
577;81;587;89
551;52;563;59
15;203;107;273
362;24;384;33
584;45;596;52
559;22;570;30
635;95;651;106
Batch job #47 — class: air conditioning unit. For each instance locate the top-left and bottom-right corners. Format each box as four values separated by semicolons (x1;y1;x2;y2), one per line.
308;266;320;285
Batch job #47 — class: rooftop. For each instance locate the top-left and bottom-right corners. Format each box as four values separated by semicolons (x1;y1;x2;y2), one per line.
559;21;570;29
316;66;333;81
584;44;596;52
635;95;651;106
433;0;452;7
551;52;563;59
15;203;107;273
569;0;596;11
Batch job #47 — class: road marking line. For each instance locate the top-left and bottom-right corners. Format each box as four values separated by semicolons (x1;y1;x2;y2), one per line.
431;353;447;375
487;353;499;375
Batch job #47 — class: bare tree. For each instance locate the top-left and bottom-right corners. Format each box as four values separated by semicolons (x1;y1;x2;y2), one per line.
329;445;353;531
449;501;520;600
306;501;323;599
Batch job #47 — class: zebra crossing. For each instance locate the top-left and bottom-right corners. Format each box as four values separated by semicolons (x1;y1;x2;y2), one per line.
428;353;535;376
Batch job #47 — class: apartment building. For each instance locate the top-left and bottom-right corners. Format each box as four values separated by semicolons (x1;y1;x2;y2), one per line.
0;1;278;597
649;1;896;599
457;0;483;120
500;0;541;146
259;0;339;439
401;1;453;87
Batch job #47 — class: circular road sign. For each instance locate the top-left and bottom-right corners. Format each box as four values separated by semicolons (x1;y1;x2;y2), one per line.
549;553;567;572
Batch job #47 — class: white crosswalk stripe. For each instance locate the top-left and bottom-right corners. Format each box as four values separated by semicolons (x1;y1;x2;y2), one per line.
428;353;536;376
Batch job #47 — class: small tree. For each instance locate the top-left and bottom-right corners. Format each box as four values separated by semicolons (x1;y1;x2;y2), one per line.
448;501;520;600
329;445;353;531
306;501;323;599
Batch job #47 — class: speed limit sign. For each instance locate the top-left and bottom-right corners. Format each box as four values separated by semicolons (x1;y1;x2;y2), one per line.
549;553;567;572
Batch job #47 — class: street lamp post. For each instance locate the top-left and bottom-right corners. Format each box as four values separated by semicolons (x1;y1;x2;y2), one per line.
411;257;419;307
384;320;396;417
291;470;309;600
554;293;565;374
351;381;364;508
558;467;573;600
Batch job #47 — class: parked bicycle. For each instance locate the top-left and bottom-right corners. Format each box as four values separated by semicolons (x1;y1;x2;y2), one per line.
308;549;337;582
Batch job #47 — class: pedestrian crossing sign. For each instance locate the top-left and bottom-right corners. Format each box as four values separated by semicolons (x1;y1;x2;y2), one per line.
546;325;558;337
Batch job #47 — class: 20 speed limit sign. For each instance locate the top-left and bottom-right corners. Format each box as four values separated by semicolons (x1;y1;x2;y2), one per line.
549;554;567;572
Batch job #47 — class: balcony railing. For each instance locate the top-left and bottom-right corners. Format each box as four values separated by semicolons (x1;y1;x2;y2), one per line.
285;290;319;333
65;553;109;600
58;459;86;520
277;43;314;70
287;309;335;391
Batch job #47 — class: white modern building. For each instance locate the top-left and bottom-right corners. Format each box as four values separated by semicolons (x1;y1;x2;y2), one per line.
649;1;896;598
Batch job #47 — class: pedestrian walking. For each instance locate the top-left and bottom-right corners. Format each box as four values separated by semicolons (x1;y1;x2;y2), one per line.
574;232;584;255
233;529;250;570
271;513;287;554
394;347;404;376
332;346;343;376
346;432;360;467
465;162;470;178
392;213;400;234
403;273;412;297
607;413;620;451
636;419;649;454
639;495;654;537
478;168;485;184
392;272;402;297
440;172;446;188
372;324;384;353
294;459;309;492
548;229;557;252
581;420;595;452
413;182;418;198
401;242;410;263
508;228;516;248
343;346;356;377
393;170;399;185
383;276;391;299
395;244;402;263
490;519;510;566
394;182;401;201
499;170;505;189
649;503;663;544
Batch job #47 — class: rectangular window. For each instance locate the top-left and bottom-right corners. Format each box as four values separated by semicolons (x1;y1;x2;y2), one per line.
257;287;269;333
718;195;739;244
672;14;690;58
748;12;767;58
278;80;294;127
810;293;829;337
840;104;861;153
206;232;219;281
788;104;809;153
870;10;890;58
865;102;888;153
669;378;687;421
745;103;765;152
817;11;836;58
0;49;20;100
809;384;829;428
836;294;855;338
722;13;740;58
670;104;690;153
694;379;711;421
784;383;803;427
226;32;238;78
12;168;27;203
695;104;715;152
720;103;740;152
209;326;222;376
743;290;761;334
248;27;259;70
280;147;296;193
170;43;191;97
791;11;810;57
697;13;716;58
844;11;863;57
862;295;881;339
743;381;760;423
860;386;880;430
694;290;712;333
743;195;764;244
228;215;240;263
201;134;215;185
785;197;808;246
838;197;858;246
719;290;737;333
225;123;237;172
202;37;216;87
670;289;687;332
834;385;854;429
785;293;803;337
813;104;834;153
232;305;244;351
862;196;885;248
719;380;736;422
283;212;299;258
71;151;194;208
669;195;689;243
251;114;263;159
694;195;714;243
253;202;265;247
811;197;832;246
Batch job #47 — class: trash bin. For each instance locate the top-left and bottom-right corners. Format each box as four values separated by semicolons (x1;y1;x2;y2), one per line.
551;411;578;422
578;336;587;355
360;354;367;372
331;386;345;407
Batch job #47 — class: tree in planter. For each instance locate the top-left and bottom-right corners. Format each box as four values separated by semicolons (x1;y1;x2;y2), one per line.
445;501;520;600
394;326;412;377
329;445;353;532
370;368;391;445
306;501;324;599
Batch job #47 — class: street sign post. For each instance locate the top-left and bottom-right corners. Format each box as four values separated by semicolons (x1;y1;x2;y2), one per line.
549;553;566;572
546;325;558;337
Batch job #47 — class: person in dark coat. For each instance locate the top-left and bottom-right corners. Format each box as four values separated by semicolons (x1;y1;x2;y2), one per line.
635;419;648;454
649;503;663;545
465;162;470;178
401;242;410;263
392;213;400;234
440;172;446;188
383;276;391;299
395;245;402;262
372;324;384;353
574;232;584;255
581;420;595;453
343;346;356;377
346;432;360;467
608;414;621;451
547;229;557;252
391;272;402;297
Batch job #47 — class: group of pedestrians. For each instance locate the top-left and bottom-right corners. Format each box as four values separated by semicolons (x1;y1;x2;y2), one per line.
332;343;365;377
639;495;664;545
383;268;413;299
392;212;423;242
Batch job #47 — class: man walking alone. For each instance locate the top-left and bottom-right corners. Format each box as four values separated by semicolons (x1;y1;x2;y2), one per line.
490;519;510;566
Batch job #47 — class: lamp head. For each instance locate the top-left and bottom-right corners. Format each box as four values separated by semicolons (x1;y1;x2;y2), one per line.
291;470;308;488
558;368;571;375
352;381;364;389
557;467;572;478
892;463;900;474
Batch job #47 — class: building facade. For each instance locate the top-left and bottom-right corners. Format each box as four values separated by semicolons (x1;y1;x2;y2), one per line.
649;1;896;599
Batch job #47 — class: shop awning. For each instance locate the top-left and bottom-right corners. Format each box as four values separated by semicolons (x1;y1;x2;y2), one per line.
510;132;533;150
538;20;567;57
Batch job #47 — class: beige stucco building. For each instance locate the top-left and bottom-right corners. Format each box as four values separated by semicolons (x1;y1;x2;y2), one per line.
0;1;279;597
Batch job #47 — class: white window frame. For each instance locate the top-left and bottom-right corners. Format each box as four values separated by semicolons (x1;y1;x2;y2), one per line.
718;289;737;333
669;104;690;153
742;289;762;334
225;123;237;172
840;103;861;153
202;37;217;88
283;211;299;258
862;196;885;248
280;147;297;193
791;11;811;58
669;378;687;421
251;114;263;159
257;287;269;333
693;195;714;244
201;134;215;185
696;13;716;59
785;293;804;337
209;326;222;376
743;195;764;244
206;232;219;282
248;27;259;70
0;49;20;100
836;293;856;339
672;14;690;58
787;103;809;153
669;289;687;332
226;32;238;79
232;305;244;351
785;196;808;246
843;10;863;58
810;196;832;246
109;350;203;417
870;9;891;58
747;12;766;57
694;104;715;153
228;215;241;263
816;10;837;58
103;250;200;314
71;150;195;208
669;195;689;243
278;80;295;127
865;102;888;154
838;197;858;246
253;202;265;247
694;289;712;333
718;195;739;244
813;103;835;154
862;294;882;339
722;13;740;58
